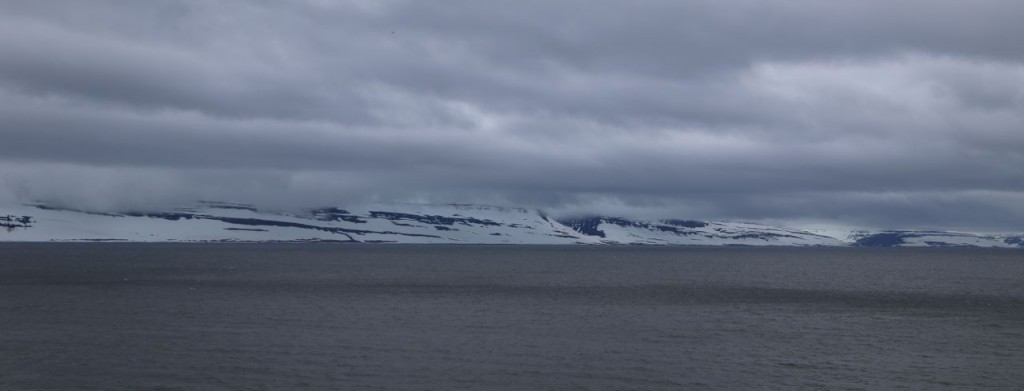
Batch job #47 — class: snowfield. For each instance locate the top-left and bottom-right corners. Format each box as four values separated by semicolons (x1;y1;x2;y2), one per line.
1;202;1021;247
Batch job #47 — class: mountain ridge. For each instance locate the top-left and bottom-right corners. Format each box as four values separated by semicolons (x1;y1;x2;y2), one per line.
2;202;1021;248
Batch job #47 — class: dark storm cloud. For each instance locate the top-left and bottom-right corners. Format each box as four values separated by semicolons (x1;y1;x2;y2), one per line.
1;0;1022;230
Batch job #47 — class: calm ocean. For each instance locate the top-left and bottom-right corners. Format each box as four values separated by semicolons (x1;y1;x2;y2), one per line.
2;244;1022;390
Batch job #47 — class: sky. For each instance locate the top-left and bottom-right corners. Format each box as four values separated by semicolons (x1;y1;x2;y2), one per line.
1;0;1023;231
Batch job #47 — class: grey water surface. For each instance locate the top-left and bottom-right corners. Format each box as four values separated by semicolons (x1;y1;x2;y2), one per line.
1;244;1023;390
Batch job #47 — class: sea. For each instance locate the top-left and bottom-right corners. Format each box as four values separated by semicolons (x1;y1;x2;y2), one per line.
1;244;1022;390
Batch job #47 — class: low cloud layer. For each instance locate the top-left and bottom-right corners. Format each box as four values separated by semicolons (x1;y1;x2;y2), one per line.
1;1;1023;231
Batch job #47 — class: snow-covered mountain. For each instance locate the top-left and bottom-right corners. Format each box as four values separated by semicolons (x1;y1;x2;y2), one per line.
1;202;1021;247
849;230;1023;248
555;216;842;246
1;202;581;244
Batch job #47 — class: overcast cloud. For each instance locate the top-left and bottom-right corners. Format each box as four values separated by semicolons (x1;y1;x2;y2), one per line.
1;0;1023;231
